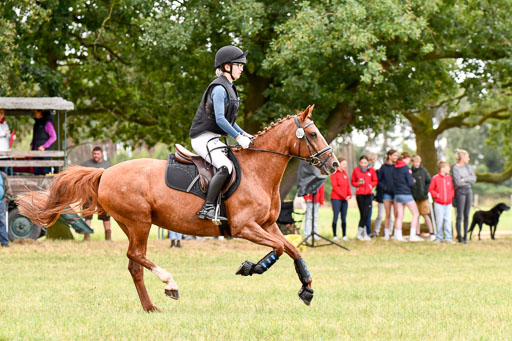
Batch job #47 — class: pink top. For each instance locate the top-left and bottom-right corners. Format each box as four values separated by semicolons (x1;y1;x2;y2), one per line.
42;121;57;149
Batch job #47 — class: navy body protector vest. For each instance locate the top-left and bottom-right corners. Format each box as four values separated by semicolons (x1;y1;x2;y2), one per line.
189;76;240;138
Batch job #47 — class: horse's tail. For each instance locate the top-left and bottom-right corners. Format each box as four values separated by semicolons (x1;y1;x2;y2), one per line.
16;166;105;227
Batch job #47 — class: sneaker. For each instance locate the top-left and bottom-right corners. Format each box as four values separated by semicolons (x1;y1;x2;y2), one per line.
433;239;442;243
333;236;339;241
363;232;371;241
356;228;364;241
446;239;456;244
1;244;9;248
429;234;436;242
409;235;424;242
394;236;408;242
342;236;349;241
383;235;390;241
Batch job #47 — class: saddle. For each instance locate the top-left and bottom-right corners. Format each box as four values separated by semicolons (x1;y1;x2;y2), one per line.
165;145;241;237
173;144;238;194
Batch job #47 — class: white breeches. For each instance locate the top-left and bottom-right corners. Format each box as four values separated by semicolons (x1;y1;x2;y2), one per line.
191;132;233;174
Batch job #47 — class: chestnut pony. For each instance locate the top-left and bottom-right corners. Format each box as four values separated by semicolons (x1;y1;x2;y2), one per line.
17;106;338;311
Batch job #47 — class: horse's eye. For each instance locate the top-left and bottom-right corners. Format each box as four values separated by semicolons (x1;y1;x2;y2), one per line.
309;132;317;138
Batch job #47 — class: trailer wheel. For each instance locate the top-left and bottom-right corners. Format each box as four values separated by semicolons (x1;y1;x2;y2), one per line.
8;208;42;241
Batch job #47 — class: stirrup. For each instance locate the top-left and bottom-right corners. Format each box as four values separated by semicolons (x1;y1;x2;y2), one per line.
197;203;227;223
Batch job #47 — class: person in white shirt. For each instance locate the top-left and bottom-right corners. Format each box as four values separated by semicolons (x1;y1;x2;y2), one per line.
0;109;15;174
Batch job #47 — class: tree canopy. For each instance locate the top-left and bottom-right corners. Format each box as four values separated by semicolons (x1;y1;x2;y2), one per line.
2;0;512;186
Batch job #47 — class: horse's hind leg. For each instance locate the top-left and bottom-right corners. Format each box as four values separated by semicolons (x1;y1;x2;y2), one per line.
118;221;179;312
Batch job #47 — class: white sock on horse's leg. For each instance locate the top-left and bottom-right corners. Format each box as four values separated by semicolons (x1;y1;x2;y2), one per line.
151;266;178;291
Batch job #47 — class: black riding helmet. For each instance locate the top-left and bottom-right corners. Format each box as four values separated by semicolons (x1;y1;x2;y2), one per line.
215;46;248;69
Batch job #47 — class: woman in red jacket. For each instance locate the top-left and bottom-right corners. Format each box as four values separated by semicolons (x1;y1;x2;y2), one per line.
331;157;351;241
351;155;378;241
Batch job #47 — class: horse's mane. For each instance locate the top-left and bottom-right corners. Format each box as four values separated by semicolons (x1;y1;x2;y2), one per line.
253;115;295;139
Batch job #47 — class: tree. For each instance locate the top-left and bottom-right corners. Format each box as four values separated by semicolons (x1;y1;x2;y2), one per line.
3;0;512;193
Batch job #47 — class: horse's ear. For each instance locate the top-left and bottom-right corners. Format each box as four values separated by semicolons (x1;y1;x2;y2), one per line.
299;105;312;122
308;104;315;118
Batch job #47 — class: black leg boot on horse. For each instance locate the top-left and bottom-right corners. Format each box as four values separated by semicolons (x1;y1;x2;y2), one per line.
197;166;230;221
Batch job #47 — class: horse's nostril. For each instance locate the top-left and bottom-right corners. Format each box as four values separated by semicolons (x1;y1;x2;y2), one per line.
333;161;339;169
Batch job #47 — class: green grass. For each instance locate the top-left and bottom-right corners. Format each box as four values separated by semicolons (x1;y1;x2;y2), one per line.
2;234;512;340
74;202;512;243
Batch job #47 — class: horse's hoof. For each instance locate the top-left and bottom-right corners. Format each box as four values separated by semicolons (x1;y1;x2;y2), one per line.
235;260;255;276
165;289;180;300
144;305;161;312
298;286;314;306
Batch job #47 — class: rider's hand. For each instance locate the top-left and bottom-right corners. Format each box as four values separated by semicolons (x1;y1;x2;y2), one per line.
236;134;251;149
243;132;254;139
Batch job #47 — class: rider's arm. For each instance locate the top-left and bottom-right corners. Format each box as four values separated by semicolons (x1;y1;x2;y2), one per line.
233;123;247;136
211;85;240;139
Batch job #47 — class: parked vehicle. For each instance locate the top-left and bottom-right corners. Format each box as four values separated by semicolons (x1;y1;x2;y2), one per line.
0;97;92;240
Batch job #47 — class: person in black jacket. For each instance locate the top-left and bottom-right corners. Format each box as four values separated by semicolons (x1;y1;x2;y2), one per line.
411;155;435;241
378;149;397;240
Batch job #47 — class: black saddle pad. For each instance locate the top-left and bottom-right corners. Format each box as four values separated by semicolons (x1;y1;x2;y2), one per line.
165;148;241;201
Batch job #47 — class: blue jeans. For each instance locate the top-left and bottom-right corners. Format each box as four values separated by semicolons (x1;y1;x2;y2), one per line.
168;231;182;240
331;199;348;237
434;202;453;241
0;203;8;246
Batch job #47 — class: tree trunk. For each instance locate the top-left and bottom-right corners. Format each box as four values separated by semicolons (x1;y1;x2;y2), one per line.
415;130;438;176
244;74;271;134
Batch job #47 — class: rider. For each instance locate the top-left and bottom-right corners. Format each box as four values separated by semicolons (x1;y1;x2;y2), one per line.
189;45;252;221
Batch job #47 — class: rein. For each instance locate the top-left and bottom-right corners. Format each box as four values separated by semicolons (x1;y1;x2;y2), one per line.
246;115;333;168
202;115;333;170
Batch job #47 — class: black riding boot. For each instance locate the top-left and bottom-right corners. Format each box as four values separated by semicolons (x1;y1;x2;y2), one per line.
197;166;230;221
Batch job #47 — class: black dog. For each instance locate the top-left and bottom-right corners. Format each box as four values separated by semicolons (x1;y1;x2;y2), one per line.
468;203;510;240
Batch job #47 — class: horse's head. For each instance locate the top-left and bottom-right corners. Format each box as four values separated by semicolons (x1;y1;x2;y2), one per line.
292;105;339;175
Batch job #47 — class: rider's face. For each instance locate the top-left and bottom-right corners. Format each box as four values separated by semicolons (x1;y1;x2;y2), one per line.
226;63;244;81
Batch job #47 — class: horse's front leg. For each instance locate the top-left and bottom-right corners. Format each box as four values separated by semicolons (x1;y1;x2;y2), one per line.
266;223;314;306
233;222;284;276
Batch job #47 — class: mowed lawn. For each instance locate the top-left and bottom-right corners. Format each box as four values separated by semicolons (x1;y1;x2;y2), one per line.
2;232;512;340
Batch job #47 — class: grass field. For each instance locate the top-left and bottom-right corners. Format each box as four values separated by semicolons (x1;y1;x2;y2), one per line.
1;204;512;340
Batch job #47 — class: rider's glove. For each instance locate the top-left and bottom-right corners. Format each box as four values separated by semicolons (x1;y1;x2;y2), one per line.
236;135;252;149
243;132;254;139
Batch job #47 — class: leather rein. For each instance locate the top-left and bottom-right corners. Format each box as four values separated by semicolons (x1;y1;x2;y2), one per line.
244;115;334;168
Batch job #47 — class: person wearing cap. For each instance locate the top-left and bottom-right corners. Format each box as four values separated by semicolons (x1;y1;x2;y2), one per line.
189;46;252;222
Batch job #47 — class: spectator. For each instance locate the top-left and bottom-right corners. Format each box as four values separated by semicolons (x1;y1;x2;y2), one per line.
81;146;112;241
378;149;397;240
411;155;436;241
330;157;351;241
169;231;182;248
0;170;13;247
452;149;476;244
303;184;324;240
392;152;422;242
365;153;379;237
429;161;455;243
31;110;57;175
351;155;378;241
0;109;15;174
372;154;388;237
